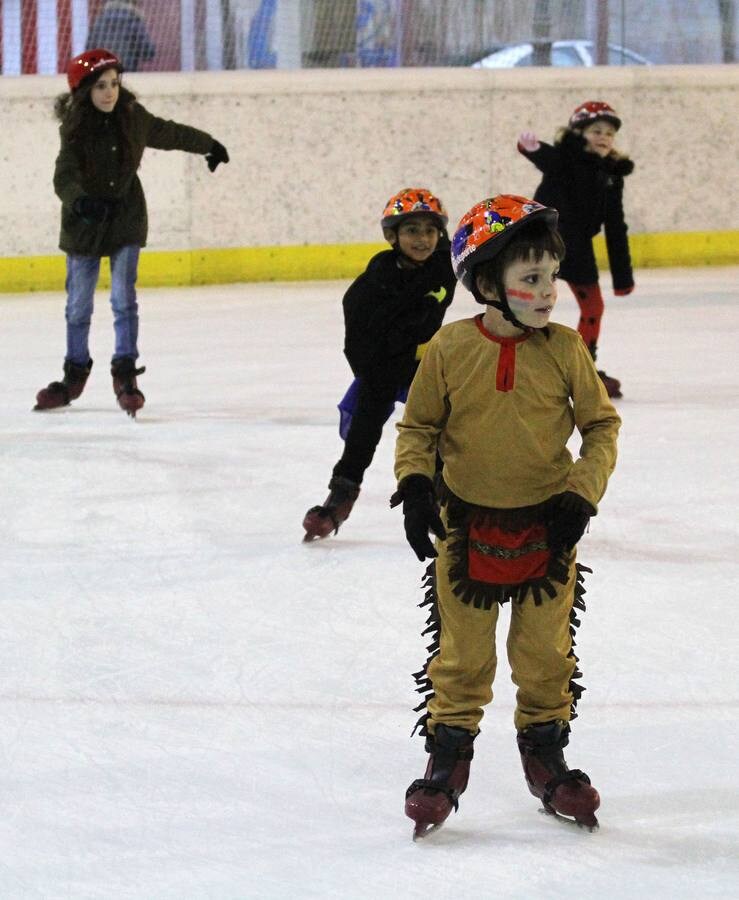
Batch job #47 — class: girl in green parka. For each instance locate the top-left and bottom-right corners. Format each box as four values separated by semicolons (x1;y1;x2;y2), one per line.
34;48;229;417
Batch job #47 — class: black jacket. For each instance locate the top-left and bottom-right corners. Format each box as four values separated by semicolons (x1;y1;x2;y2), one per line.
343;237;456;390
54;101;213;257
519;131;635;291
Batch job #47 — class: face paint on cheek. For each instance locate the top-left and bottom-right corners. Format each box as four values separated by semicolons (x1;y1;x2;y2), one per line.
507;287;545;324
507;289;535;302
507;293;552;327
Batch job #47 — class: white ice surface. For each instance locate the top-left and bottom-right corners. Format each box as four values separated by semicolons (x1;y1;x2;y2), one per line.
2;268;738;899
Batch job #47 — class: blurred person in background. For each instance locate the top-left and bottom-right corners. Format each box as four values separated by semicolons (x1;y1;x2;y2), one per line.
86;0;155;72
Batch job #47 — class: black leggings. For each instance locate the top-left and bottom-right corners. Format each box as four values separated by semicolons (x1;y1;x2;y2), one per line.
332;379;398;485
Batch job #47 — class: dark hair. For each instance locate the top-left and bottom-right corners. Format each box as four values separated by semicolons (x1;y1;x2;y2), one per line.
554;124;626;162
554;125;575;145
474;218;565;293
54;76;137;177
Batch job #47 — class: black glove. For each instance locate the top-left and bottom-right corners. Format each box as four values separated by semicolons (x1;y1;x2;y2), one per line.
72;197;116;224
390;474;447;561
205;140;229;172
547;491;596;552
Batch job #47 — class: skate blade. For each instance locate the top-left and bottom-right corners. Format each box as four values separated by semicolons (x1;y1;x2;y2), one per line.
33;400;70;412
539;806;599;832
117;397;144;418
302;526;333;543
117;404;142;418
119;404;142;418
301;516;336;543
412;822;443;841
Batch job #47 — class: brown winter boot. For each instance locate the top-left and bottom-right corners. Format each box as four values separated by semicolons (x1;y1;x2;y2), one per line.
111;356;146;417
34;359;93;411
588;342;622;400
302;475;360;542
517;720;600;831
597;370;622;399
405;724;476;840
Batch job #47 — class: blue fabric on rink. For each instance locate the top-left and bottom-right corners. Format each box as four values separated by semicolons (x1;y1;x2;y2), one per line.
337;378;409;440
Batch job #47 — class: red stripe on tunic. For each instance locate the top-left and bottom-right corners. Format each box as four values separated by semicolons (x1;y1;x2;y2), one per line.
474;314;530;393
496;341;516;392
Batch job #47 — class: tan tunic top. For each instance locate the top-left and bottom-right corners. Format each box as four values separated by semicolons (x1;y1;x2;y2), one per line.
395;315;620;511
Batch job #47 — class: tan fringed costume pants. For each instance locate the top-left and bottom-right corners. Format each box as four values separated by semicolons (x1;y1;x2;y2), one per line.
426;535;579;735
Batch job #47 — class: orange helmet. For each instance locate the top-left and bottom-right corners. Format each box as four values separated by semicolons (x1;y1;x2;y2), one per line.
67;49;122;92
451;195;558;292
569;100;621;131
381;188;448;233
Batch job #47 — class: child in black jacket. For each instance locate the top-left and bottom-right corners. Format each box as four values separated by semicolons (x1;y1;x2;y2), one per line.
303;188;456;542
518;101;634;398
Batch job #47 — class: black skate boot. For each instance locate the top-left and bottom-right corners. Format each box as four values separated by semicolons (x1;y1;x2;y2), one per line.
405;724;476;840
597;370;622;399
517;720;600;831
34;359;93;411
111;357;146;417
302;475;360;542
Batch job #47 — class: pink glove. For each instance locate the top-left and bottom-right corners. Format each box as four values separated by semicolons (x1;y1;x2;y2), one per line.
518;131;540;152
614;286;634;296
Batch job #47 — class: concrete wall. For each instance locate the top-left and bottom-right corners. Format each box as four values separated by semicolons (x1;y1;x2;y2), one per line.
0;64;736;268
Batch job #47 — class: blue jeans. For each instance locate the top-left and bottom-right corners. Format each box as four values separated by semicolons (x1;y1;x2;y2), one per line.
65;245;141;365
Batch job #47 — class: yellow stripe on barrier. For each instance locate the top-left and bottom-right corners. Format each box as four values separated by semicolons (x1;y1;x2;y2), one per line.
0;243;386;293
593;230;738;269
1;233;736;294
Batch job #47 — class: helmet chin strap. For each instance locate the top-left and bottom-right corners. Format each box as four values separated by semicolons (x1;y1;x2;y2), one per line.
491;274;534;333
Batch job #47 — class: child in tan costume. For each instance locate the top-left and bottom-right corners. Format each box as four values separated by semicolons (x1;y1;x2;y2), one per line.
392;195;620;839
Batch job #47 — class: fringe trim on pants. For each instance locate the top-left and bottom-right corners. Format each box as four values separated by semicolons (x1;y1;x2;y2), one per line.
567;562;591;721
410;560;593;737
411;561;441;737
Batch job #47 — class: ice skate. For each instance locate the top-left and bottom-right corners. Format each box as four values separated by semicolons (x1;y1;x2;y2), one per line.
597;369;622;399
405;724;475;840
111;357;146;417
302;475;360;542
517;721;600;831
34;359;93;411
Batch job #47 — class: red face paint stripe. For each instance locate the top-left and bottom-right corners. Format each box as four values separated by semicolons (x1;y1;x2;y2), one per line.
507;289;535;301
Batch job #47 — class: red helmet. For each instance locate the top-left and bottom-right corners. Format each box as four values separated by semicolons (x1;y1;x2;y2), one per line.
67;49;122;92
381;188;448;233
569;101;621;131
451;195;558;292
